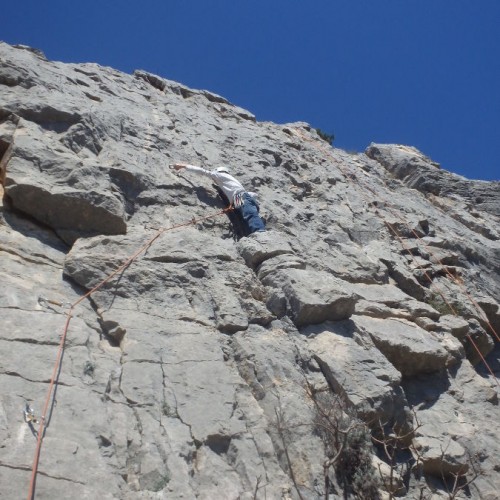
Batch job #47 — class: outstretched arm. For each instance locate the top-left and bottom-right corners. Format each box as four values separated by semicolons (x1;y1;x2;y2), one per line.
172;163;214;179
172;162;189;171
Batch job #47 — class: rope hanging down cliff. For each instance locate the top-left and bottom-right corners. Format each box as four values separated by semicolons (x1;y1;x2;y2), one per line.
27;205;233;500
290;127;500;386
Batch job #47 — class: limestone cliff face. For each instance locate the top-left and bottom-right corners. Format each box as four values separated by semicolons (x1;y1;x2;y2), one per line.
0;42;499;499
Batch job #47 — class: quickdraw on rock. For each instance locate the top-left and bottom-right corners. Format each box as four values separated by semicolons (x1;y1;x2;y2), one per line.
38;296;72;310
23;403;39;425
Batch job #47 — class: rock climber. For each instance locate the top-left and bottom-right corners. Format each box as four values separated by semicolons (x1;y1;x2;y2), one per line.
172;163;266;236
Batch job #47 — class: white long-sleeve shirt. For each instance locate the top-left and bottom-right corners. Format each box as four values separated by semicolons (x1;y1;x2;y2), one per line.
183;164;245;203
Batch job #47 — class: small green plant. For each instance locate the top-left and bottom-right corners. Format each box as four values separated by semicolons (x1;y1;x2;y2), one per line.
151;472;170;492
310;386;380;499
83;360;95;377
426;292;468;316
298;377;380;499
426;292;453;315
315;128;335;145
339;425;380;499
162;401;178;418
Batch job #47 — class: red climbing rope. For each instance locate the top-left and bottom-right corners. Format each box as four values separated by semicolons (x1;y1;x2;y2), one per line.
405;224;500;343
27;205;233;500
384;220;499;383
290;128;499;385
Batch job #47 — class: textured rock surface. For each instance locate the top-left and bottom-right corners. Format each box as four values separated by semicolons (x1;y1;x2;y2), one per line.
1;42;499;499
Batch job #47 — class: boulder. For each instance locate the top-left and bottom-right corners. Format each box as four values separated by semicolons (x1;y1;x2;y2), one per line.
4;122;127;244
306;323;408;427
354;316;453;376
350;282;440;321
263;268;359;326
236;229;294;269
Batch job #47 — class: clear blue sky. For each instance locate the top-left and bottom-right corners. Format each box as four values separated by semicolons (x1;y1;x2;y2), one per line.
2;1;499;180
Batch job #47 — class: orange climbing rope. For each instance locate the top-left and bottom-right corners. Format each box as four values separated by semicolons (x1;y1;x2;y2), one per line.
27;205;233;500
384;220;499;382
404;224;500;343
290;128;499;385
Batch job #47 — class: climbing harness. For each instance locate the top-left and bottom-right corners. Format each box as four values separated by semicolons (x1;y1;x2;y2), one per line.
233;191;245;208
27;205;233;500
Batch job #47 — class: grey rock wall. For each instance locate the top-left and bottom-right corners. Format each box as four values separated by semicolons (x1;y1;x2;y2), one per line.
1;41;499;499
